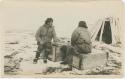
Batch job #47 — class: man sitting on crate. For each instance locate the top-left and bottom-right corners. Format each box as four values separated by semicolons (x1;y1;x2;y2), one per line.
60;21;92;70
71;21;92;54
33;18;57;64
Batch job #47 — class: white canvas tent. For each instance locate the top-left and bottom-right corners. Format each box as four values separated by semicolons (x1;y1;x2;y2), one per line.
91;17;121;44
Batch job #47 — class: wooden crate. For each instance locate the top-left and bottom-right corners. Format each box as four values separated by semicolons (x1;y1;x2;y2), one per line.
72;49;108;70
48;45;62;62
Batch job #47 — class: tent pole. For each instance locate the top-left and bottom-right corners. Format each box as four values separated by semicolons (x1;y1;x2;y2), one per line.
99;20;105;42
91;20;103;41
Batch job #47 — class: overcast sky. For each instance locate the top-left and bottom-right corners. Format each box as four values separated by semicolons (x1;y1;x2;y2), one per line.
0;0;123;37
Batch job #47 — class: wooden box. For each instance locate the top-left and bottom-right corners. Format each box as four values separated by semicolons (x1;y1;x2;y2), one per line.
72;49;108;70
48;45;62;62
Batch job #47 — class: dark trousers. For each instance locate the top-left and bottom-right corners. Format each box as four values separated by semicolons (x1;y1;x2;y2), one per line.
35;42;52;60
60;45;75;65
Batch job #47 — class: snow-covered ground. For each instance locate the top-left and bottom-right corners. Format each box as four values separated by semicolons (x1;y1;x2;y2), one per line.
3;30;122;77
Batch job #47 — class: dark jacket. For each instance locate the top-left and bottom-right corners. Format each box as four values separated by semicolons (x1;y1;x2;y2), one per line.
71;27;92;53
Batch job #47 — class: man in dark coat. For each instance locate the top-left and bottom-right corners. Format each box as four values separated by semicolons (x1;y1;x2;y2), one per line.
71;21;92;54
33;18;57;64
60;21;92;70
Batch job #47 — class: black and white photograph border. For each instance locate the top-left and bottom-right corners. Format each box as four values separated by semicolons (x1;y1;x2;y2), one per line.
0;0;124;78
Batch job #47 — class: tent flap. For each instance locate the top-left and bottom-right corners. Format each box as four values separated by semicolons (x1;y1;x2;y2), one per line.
91;17;121;45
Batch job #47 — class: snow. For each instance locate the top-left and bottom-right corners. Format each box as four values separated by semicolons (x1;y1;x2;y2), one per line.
3;30;122;76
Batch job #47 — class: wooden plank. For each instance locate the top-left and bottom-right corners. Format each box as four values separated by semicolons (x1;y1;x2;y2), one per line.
52;46;56;62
